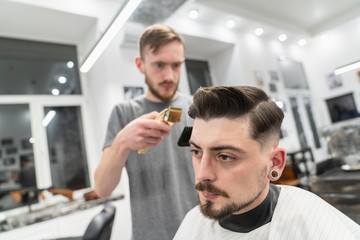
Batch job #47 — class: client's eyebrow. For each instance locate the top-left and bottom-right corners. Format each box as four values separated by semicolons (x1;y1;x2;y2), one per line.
189;141;245;154
210;145;245;154
189;141;200;149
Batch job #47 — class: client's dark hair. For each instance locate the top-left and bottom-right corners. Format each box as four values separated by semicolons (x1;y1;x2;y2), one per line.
188;86;284;145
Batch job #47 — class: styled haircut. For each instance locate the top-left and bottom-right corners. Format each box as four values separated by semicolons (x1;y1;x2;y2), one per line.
188;86;284;145
139;24;184;59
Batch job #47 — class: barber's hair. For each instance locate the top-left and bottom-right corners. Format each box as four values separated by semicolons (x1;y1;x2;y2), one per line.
188;86;284;144
139;24;184;59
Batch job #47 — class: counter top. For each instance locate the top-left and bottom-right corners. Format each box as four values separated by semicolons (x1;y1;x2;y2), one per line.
0;194;124;232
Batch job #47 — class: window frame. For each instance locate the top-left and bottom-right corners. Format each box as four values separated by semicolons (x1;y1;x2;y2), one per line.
0;95;95;191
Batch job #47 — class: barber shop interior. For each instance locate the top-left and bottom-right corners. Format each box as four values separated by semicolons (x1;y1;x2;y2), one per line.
1;0;360;239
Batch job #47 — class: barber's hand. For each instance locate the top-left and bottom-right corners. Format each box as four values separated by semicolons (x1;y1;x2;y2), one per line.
117;111;172;151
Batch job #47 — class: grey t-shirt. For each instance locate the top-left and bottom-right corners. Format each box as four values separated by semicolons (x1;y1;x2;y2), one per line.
104;93;198;240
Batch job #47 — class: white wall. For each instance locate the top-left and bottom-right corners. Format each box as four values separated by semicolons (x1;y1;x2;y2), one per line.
302;17;360;127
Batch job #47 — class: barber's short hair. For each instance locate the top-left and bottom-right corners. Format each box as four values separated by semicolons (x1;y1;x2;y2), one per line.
188;86;284;144
139;24;184;59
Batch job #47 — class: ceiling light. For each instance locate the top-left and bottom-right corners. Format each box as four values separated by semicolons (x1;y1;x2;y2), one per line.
42;110;56;127
51;89;60;96
188;9;198;19
67;61;74;68
320;34;328;41
334;61;360;75
225;19;235;29
58;76;67;84
275;100;284;109
80;0;142;73
254;28;264;36
298;39;307;46
278;34;287;42
278;55;286;61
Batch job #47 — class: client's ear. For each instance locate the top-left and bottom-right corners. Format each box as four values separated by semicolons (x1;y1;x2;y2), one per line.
271;147;287;176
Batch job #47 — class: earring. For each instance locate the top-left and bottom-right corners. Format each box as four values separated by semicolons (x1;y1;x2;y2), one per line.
270;169;280;181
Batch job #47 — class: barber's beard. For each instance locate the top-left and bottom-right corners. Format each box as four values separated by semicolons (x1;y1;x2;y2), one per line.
195;165;268;220
145;76;178;102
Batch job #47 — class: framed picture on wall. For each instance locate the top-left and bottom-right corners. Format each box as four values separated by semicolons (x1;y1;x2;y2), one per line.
357;71;360;83
254;71;264;86
123;86;144;100
327;73;342;89
269;70;279;81
269;83;277;92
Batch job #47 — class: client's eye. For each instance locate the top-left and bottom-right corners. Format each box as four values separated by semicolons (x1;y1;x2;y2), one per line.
218;154;234;162
190;149;201;158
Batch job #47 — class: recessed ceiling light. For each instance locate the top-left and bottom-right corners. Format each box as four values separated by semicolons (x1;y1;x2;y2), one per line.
58;76;67;84
188;9;198;19
67;61;74;68
298;39;307;46
278;34;287;42
225;19;235;29
52;89;60;96
254;27;264;36
275;100;284;109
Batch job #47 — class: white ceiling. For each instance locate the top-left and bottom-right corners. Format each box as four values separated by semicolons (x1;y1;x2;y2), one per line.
2;0;359;37
194;0;360;36
1;0;359;59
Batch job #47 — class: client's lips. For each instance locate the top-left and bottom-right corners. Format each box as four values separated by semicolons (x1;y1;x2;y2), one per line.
202;191;220;200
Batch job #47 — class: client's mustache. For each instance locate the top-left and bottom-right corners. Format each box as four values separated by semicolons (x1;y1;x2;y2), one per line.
195;182;230;198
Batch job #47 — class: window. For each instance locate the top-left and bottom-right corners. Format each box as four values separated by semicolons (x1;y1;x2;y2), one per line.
185;59;212;95
278;59;309;89
44;106;89;190
0;37;90;212
0;37;81;95
0;104;37;211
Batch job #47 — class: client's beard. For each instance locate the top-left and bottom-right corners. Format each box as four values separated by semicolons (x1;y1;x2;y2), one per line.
195;181;263;220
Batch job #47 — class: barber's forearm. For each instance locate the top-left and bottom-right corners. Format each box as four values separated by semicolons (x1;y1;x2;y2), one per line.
94;143;130;197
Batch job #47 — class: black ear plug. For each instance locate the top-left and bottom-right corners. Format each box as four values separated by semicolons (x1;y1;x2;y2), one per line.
177;126;193;147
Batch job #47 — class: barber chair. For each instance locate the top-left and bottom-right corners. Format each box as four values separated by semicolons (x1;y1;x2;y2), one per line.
46;203;116;240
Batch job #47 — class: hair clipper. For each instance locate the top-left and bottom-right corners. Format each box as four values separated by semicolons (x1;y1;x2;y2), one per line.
137;107;182;154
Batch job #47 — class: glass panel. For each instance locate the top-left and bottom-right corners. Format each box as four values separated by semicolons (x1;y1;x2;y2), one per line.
0;37;81;95
44;106;89;190
278;59;309;89
0;104;37;211
290;97;308;148
185;59;212;95
303;97;321;148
